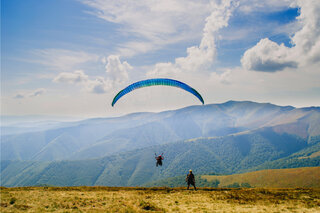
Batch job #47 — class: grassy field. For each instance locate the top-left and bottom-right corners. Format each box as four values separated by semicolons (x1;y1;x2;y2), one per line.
1;186;319;212
202;167;320;188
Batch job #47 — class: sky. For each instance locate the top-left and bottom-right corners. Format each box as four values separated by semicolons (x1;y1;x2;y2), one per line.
1;0;320;118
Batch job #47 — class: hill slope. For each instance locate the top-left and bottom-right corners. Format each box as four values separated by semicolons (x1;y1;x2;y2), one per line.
1;128;319;187
203;167;320;188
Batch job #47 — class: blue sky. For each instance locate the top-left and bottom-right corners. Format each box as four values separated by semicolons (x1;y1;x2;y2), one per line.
1;0;320;117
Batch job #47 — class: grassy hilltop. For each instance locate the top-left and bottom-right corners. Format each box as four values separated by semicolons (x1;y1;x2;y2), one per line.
203;167;320;188
1;187;319;212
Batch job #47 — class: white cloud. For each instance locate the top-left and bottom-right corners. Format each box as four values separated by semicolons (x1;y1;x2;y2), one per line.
148;0;235;77
86;55;132;94
4;0;320;117
207;64;320;107
291;0;320;65
241;0;320;72
53;55;132;94
85;77;111;94
241;38;297;72
82;0;213;56
53;70;89;84
104;55;132;85
210;69;233;84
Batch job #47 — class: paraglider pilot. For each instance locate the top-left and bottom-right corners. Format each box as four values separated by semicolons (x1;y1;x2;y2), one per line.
186;169;197;190
155;153;164;167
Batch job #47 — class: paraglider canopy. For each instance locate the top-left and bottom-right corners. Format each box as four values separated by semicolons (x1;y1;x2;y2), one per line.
112;78;204;106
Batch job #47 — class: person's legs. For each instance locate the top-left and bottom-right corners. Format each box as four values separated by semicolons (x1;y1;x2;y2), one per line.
156;161;159;167
159;161;162;166
193;183;197;191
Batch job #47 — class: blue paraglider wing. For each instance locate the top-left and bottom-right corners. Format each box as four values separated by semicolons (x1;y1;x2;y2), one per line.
112;78;204;106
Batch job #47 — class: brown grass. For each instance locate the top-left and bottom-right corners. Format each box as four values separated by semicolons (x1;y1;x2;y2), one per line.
1;186;319;212
203;167;320;188
299;151;320;159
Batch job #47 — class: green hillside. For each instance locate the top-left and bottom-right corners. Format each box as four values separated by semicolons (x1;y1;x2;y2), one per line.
247;142;320;172
1;129;319;187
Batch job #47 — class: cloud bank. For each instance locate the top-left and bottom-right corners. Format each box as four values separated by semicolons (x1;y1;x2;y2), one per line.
53;70;89;84
148;0;235;76
104;55;131;85
53;55;131;94
241;0;320;72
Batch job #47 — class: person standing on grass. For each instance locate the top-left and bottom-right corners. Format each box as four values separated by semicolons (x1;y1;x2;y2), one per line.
186;169;197;190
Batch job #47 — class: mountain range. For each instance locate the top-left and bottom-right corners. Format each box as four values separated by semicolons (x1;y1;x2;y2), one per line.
1;101;319;187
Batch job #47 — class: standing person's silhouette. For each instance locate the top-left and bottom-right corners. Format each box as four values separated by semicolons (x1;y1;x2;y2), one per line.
186;170;197;190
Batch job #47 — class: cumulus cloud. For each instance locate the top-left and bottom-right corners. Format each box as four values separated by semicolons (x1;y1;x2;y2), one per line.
291;0;320;64
85;55;131;93
241;0;320;72
85;77;112;94
53;70;89;84
53;55;131;94
104;55;131;85
241;38;298;72
211;69;233;84
148;0;235;77
175;0;233;71
14;88;46;99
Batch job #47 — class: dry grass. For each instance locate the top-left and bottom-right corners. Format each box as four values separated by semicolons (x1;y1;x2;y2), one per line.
1;186;319;212
299;151;320;159
203;167;320;188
